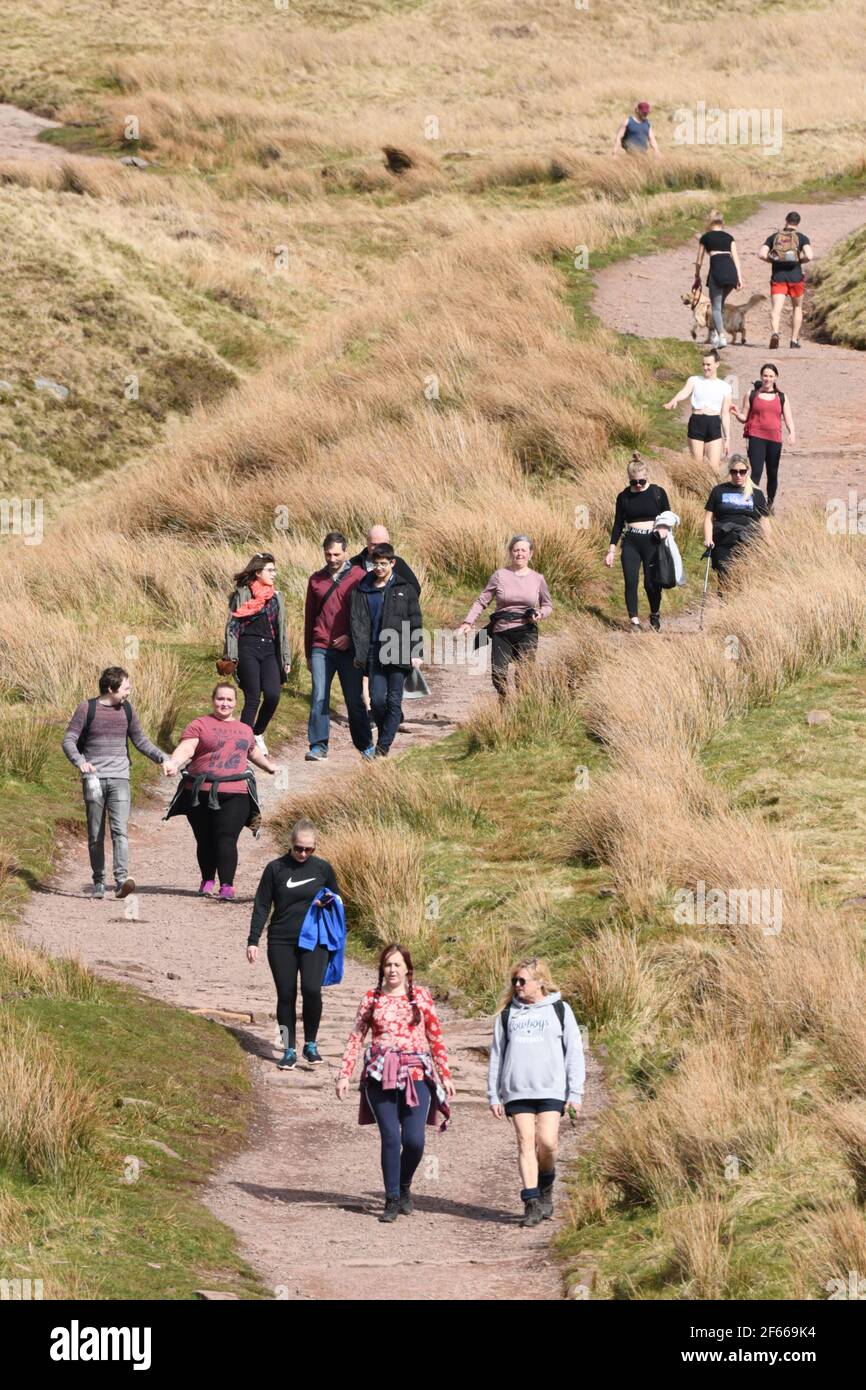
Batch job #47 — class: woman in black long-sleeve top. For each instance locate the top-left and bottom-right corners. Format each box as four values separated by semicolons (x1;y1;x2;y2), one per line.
604;453;670;632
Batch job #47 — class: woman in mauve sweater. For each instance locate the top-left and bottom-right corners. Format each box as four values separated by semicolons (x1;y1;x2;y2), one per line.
457;535;553;698
336;943;454;1224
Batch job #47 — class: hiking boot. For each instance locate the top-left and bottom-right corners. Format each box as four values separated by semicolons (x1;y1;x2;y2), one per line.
305;745;328;762
361;745;376;761
91;882;105;900
539;1188;555;1221
302;1042;323;1065
199;879;215;896
649;613;661;632
255;734;269;757
521;1198;544;1228
218;884;236;901
374;746;389;757
398;1186;414;1216
769;332;780;349
277;1047;297;1070
115;878;135;899
790;339;801;349
379;1197;400;1224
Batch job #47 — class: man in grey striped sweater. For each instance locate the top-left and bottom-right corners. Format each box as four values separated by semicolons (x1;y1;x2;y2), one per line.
62;666;168;900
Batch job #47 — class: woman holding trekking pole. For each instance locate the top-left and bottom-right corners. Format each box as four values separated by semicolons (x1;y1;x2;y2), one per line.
663;348;732;468
704;455;771;582
457;535;552;698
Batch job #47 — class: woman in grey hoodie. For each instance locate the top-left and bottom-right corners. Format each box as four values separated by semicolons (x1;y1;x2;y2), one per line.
487;957;585;1228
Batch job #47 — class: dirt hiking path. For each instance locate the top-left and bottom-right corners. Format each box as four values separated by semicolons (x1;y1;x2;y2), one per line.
20;660;603;1300
594;196;866;516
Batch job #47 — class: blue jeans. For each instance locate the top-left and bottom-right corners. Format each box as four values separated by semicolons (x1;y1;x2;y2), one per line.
368;663;406;753
365;1078;431;1197
83;777;131;885
308;647;370;752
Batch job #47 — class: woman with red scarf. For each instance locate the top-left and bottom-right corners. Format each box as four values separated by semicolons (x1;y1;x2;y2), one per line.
223;553;292;756
336;944;455;1223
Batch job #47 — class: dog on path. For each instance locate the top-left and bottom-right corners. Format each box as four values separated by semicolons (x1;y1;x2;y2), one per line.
681;291;766;345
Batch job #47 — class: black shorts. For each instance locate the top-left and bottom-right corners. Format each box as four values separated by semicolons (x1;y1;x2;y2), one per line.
688;414;722;442
504;1098;565;1117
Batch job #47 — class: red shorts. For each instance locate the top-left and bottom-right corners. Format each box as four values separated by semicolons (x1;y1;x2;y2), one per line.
771;281;805;298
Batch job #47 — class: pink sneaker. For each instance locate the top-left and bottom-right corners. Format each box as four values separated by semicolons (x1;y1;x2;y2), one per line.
199;879;215;896
218;884;236;901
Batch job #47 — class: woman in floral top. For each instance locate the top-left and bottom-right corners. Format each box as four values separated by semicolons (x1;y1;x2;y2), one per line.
336;943;454;1224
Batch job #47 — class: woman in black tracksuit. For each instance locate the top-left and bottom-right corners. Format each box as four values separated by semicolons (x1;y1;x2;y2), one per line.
247;817;339;1070
349;542;423;757
605;454;671;631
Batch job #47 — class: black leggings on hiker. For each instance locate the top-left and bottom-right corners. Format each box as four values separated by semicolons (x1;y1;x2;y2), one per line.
748;437;781;507
237;637;281;736
491;626;538;697
267;940;329;1048
183;790;249;886
621;531;661;618
366;1077;431;1198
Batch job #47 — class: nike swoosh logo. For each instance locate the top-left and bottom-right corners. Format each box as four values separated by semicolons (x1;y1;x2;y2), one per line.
286;877;316;888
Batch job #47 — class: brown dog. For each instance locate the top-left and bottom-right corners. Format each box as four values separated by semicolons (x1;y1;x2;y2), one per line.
681;291;766;345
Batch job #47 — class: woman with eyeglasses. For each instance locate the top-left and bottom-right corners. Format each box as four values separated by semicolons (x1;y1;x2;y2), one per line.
222;552;293;758
247;818;340;1071
488;956;585;1229
662;348;732;467
605;453;671;631
336;942;454;1224
704;455;771;580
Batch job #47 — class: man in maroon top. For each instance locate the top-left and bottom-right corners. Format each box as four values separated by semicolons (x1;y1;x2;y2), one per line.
304;531;373;761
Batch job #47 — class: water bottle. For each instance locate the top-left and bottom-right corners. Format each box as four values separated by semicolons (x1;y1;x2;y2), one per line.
85;774;103;802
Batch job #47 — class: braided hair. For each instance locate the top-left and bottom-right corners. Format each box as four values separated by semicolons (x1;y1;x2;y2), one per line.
375;943;421;1025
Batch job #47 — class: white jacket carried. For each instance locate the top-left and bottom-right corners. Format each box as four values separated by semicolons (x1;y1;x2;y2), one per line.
653;509;685;586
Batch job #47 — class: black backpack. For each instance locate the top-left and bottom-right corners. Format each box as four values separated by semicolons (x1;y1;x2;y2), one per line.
76;697;132;754
748;381;785;410
500;997;567;1054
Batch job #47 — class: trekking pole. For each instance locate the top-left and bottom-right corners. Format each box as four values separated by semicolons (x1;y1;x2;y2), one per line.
698;547;712;630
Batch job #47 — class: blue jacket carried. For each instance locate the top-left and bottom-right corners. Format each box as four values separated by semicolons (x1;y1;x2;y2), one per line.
298;889;347;986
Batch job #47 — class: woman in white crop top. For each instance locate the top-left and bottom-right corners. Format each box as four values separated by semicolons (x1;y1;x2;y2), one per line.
663;347;732;468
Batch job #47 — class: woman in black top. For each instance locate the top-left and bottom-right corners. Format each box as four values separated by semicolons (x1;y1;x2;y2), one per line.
704;456;771;579
247;818;339;1070
605;453;671;631
223;552;293;758
695;213;743;350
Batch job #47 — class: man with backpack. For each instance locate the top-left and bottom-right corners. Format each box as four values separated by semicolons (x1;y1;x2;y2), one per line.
304;531;370;761
62;666;168;899
759;211;812;350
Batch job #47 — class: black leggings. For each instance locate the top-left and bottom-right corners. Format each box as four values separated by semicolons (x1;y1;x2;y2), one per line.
266;940;329;1048
184;791;250;886
365;1078;431;1197
237;639;281;736
491;625;538;697
621;531;661;618
748;437;782;506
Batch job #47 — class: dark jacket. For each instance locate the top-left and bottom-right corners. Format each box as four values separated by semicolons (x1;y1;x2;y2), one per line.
224;586;292;673
349;549;421;593
350;573;423;672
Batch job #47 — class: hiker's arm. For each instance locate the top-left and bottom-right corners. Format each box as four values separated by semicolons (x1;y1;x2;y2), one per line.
127;707;168;764
730;239;743;288
783;398;796;443
248;744;276;774
336;994;374;1093
694;242;706;278
612;120;626;155
801;243;813;263
759;516;772;542
458;573;497;633
162;736;199;776
758;243;771;262
648;128;660;157
663;382;692;409
62;701;89;771
703;510;715;548
721;393;731;452
247;865;274;952
564;1006;586;1106
487;1015;504;1117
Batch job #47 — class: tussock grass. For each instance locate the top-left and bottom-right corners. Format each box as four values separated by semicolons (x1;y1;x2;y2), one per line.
0;710;54;782
0;1017;100;1181
664;1197;733;1300
0;930;101;1002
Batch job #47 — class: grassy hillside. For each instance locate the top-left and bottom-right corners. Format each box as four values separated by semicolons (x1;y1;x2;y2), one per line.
808;223;866;348
3;0;866;1299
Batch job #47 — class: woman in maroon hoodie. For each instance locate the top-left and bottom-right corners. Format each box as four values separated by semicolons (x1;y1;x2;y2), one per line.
303;531;371;762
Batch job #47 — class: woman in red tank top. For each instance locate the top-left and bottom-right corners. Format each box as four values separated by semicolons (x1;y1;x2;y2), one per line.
733;362;796;511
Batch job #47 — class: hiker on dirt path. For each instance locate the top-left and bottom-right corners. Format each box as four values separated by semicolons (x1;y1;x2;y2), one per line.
62;665;169;900
605;453;672;632
694;211;744;349
221;552;292;758
457;535;552;698
731;363;796;511
704;456;771;581
350;525;421;592
488;956;585;1230
663;348;732;467
247;818;343;1071
336;943;454;1224
349;543;424;758
304;531;369;763
162;682;276;901
759;210;812;350
612;101;660;158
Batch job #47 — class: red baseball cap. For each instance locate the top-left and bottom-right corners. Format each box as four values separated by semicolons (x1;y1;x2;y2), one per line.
636;101;651;116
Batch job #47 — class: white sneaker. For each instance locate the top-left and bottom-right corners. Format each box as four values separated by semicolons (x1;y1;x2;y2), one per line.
717;334;728;348
709;330;720;348
255;734;268;756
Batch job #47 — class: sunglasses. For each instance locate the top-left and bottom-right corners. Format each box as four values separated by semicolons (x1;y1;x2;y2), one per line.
730;468;748;476
511;976;528;987
292;845;315;854
630;478;648;486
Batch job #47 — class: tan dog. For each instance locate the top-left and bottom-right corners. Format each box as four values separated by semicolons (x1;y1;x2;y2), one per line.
681;291;766;345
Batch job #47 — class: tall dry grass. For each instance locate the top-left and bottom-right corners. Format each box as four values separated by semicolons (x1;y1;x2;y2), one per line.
0;1017;100;1181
